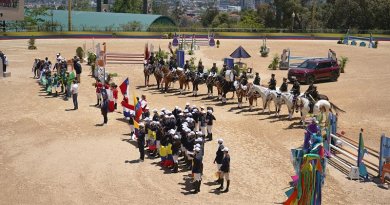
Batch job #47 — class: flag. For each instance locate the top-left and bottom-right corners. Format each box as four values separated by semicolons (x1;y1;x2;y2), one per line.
119;78;129;96
121;100;134;111
133;95;143;122
134;120;140;138
144;43;149;60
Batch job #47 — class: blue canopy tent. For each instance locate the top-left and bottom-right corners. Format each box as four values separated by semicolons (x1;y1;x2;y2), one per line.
230;46;251;59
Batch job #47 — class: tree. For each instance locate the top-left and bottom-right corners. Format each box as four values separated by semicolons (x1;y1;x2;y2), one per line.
73;0;92;11
238;10;264;29
112;0;143;13
24;7;49;30
200;7;219;27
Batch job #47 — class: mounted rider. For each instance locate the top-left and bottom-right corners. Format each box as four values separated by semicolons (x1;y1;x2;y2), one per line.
253;72;260;86
183;60;190;72
169;56;177;71
239;71;248;86
197;60;205;78
290;77;301;111
209;63;218;77
305;84;319;113
268;74;277;90
279;77;288;92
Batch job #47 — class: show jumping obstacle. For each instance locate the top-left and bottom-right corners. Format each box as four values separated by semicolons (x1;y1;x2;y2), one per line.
105;53;145;65
343;30;376;48
172;33;215;50
279;48;332;70
326;113;390;184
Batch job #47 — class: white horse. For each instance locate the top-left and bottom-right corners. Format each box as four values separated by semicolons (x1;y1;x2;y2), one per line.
247;84;272;113
267;89;287;117
280;92;297;120
297;97;345;126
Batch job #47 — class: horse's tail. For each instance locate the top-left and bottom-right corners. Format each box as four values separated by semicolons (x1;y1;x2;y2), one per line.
329;101;346;114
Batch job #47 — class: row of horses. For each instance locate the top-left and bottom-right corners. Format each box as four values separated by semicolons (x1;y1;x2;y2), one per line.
143;64;345;126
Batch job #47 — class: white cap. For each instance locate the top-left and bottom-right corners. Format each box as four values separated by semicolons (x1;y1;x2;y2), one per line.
194;147;201;152
187;113;192;117
169;129;176;135
186;102;190;106
196;131;203;135
201;110;206;114
195;144;201;148
144;117;150;121
195;137;203;142
174;135;179;139
164;115;169;118
222;147;229;152
179;113;184;116
189;131;195;136
193;109;198;112
175;106;179;109
139;123;145;127
218;138;224;144
192;104;197;108
170;115;175;118
145;106;149;110
208;110;213;114
184;109;189;113
153;109;158;113
160;112;164;115
178;108;182;111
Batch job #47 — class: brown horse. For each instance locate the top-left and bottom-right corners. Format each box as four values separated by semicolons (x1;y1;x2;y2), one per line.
161;66;176;92
235;81;249;108
246;83;258;111
176;68;190;94
154;66;163;89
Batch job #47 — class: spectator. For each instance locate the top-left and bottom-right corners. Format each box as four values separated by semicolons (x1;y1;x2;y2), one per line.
71;80;79;110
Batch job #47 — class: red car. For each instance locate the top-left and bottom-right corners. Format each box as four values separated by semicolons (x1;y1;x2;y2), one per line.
287;58;340;84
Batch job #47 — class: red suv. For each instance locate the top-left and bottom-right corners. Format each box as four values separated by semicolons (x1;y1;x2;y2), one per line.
287;58;340;84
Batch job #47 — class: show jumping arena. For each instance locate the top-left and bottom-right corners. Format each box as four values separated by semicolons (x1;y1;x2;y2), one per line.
0;38;389;204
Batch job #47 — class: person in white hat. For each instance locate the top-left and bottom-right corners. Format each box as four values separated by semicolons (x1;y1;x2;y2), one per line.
218;147;230;192
214;139;224;183
137;123;146;162
152;109;160;121
192;147;203;194
171;135;181;173
206;109;216;141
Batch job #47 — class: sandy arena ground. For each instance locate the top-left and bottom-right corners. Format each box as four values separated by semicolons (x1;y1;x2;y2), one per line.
0;38;389;204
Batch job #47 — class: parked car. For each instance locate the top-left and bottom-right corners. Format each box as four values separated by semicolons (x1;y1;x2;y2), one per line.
287;58;340;84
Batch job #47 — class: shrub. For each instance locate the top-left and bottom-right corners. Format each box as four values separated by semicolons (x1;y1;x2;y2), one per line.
87;52;97;65
338;56;348;73
188;50;194;55
216;40;220;48
268;54;279;70
76;47;84;63
28;38;37;50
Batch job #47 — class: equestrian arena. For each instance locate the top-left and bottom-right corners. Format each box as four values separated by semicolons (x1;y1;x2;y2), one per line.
0;38;389;204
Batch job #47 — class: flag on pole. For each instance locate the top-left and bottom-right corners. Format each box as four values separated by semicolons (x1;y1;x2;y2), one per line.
145;43;149;60
119;78;129;96
133;95;143;122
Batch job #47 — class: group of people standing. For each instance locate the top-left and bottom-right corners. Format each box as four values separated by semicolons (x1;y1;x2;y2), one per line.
33;54;82;110
124;100;231;194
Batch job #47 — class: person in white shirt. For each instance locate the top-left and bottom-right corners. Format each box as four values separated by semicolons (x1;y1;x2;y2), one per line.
71;80;79;110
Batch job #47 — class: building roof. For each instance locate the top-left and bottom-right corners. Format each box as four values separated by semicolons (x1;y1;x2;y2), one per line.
42;10;176;31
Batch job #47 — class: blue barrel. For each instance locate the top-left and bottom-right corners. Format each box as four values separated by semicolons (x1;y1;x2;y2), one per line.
176;50;185;68
224;58;234;69
172;36;179;47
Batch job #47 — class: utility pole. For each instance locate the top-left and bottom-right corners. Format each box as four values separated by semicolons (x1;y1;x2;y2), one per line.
311;0;317;31
68;0;72;31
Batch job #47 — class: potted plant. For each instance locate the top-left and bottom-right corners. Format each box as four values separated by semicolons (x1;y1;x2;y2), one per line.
338;56;349;73
268;54;280;70
216;40;220;48
76;47;84;63
28;38;37;50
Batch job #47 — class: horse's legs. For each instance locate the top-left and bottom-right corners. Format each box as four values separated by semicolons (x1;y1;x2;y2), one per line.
231;91;235;99
249;97;253;111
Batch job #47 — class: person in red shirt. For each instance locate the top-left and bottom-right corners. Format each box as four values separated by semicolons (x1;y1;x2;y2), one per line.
95;79;103;107
112;84;119;110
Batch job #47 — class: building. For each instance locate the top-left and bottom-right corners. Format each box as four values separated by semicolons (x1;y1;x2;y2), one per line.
240;0;255;10
40;10;176;31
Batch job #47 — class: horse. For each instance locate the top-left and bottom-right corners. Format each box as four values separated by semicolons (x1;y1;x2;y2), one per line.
161;66;176;93
219;70;238;103
247;84;272;113
144;63;155;87
206;73;218;98
296;97;345;126
176;68;190;94
153;65;163;90
266;89;286;117
234;80;249;108
188;71;207;97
